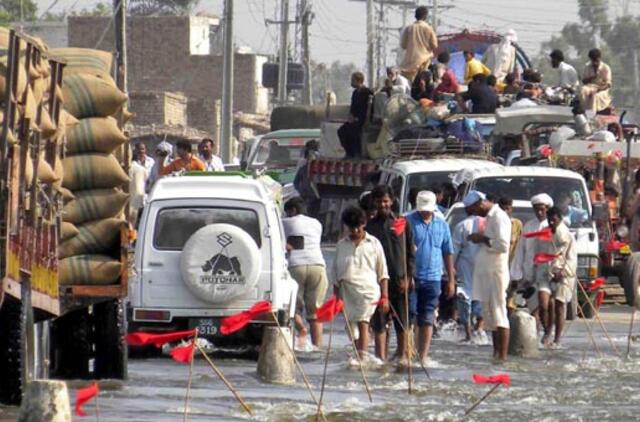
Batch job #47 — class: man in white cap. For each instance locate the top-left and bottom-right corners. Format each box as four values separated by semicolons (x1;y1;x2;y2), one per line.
482;29;518;82
406;190;455;366
147;140;174;192
464;190;511;361
510;193;554;322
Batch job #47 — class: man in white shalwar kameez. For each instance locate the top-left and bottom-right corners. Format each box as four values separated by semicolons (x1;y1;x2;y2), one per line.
465;191;512;361
482;29;518;82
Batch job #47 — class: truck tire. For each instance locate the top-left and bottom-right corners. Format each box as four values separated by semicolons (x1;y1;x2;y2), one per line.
49;308;91;380
93;299;128;380
622;253;640;307
0;296;25;405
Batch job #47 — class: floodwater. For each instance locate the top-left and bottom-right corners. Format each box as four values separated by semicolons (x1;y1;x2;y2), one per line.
2;247;640;421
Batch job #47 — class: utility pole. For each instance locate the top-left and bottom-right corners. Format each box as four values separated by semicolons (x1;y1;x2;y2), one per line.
301;0;312;105
113;0;127;94
277;0;290;104
366;0;375;88
221;0;234;163
432;0;438;32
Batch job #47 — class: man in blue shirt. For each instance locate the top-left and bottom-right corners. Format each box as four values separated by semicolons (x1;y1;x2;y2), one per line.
407;191;456;366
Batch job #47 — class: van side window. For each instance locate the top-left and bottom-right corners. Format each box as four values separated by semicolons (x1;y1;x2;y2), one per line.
153;207;262;250
390;176;403;200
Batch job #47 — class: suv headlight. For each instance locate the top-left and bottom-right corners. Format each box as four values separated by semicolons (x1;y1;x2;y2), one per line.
577;255;599;279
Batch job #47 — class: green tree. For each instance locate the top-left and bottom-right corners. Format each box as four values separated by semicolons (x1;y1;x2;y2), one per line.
311;60;358;104
128;0;199;16
0;0;37;25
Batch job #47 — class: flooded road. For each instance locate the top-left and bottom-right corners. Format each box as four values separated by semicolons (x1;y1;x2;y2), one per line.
2;246;640;421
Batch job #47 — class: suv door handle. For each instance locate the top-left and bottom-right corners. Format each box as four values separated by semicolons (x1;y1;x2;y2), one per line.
148;261;164;267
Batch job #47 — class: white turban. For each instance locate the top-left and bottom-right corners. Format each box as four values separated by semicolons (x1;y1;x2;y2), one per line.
531;193;554;207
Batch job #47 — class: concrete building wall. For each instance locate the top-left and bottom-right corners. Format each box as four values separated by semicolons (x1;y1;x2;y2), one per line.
129;91;188;126
16;21;67;48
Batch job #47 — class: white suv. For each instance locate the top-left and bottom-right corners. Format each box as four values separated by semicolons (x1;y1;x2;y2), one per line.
128;174;298;344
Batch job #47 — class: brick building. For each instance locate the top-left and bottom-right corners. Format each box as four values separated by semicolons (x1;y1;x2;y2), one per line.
67;16;270;140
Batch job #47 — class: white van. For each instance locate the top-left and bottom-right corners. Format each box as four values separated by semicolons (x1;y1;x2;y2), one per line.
128;174;298;343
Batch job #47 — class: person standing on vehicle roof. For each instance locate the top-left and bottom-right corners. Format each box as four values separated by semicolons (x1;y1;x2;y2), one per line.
400;6;438;82
539;206;577;347
333;206;389;362
160;140;206;175
282;197;328;349
549;49;579;92
580;48;613;113
464;190;511;361
199;138;225;172
482;29;518;82
407;191;455;366
367;185;416;364
338;72;373;158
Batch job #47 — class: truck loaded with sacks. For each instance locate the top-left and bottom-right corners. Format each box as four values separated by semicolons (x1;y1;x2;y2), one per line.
0;30;132;405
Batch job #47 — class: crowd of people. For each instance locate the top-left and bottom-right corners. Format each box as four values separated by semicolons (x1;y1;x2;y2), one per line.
338;5;614;158
283;184;578;365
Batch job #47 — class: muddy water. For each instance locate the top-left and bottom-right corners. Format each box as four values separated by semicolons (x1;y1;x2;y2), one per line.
1;245;639;421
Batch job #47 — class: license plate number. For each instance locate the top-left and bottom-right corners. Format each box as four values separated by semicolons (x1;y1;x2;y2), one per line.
189;318;219;336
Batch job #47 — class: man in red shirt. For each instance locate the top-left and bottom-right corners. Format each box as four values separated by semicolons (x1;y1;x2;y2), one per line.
160;140;205;176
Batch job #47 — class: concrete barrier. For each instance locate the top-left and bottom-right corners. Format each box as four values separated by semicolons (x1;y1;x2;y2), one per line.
508;310;539;358
18;380;71;422
257;326;295;384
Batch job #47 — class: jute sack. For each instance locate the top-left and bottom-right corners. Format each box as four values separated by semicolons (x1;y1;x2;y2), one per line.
23;150;59;186
52;154;63;190
39;107;57;138
62;74;127;118
62;153;129;190
56;187;75;202
59;218;125;259
66;117;127;154
59;254;122;286
63;188;129;225
61;222;79;242
49;48;114;83
0;57;28;99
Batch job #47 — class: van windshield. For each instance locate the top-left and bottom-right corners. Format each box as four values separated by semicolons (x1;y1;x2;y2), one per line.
404;171;454;211
153;207;261;250
250;137;312;169
472;176;591;228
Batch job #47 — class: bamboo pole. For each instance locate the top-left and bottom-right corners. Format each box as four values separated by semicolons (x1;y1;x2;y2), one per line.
389;301;430;380
342;308;373;402
576;280;621;357
95;386;101;422
315;314;335;421
462;383;502;418
195;343;253;415
627;309;636;358
577;298;603;358
183;331;198;422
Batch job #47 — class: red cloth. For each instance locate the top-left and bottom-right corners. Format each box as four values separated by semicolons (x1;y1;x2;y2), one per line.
523;227;552;241
392;217;407;236
125;329;196;348
606;240;627;252
539;145;553;158
587;277;605;292
220;301;272;335
170;341;196;364
372;297;388;306
316;296;344;322
75;382;99;417
124;330;196;347
595;290;606;307
435;68;460;94
533;252;559;264
472;373;511;386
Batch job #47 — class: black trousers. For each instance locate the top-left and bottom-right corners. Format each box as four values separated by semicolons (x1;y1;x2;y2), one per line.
338;122;362;158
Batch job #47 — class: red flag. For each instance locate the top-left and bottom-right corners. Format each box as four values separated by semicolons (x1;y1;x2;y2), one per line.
170;341;196;364
125;329;196;348
595;290;606;307
539;145;553;158
392;217;407;236
75;382;99;417
472;373;511;386
523;227;552;241
606;240;627;252
220;301;272;335
587;277;605;292
316;295;344;322
372;297;388;306
533;252;559;264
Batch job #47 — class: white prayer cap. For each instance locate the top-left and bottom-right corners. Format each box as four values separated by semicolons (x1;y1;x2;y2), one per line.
530;193;554;207
505;29;518;43
156;140;173;154
463;190;486;207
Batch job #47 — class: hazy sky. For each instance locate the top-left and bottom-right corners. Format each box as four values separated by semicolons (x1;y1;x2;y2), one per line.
35;0;638;69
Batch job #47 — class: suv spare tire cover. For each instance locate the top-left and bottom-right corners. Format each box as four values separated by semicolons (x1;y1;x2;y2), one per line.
180;223;261;304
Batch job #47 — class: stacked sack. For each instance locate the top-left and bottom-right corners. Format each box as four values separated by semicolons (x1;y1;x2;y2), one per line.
51;48;130;286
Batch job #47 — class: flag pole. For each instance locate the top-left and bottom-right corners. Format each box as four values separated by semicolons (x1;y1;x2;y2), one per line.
95;383;101;422
388;301;430;380
270;311;327;421
462;383;502;418
315;311;335;421
195;343;253;415
183;330;198;422
627;309;636;358
576;280;621;357
341;308;373;402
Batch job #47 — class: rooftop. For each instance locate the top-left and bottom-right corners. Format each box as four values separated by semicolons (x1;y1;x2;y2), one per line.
148;175;272;203
390;158;502;175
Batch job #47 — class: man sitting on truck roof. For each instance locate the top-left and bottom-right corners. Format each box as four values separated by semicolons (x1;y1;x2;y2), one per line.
199;138;225;172
160;140;206;176
386;66;411;96
549;49;579;92
458;73;498;114
400;6;438;82
434;51;460;96
338;72;373;158
580;48;613;113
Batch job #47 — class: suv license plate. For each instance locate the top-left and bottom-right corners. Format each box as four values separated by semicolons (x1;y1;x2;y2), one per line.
189;318;220;336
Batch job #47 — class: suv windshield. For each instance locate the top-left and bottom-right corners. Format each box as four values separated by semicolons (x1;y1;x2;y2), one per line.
251;137;312;169
404;171;454;211
153;207;261;250
472;176;590;228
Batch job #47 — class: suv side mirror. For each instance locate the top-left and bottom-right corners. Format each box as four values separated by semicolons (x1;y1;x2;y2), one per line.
592;203;608;221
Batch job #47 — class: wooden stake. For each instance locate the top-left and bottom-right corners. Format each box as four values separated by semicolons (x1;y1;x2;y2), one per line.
315;314;334;422
195;343;253;415
270;312;327;422
577;300;603;358
577;280;621;357
627;309;636;359
342;309;373;402
404;287;414;393
389;301;430;381
183;331;198;422
95;385;101;422
462;383;502;418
